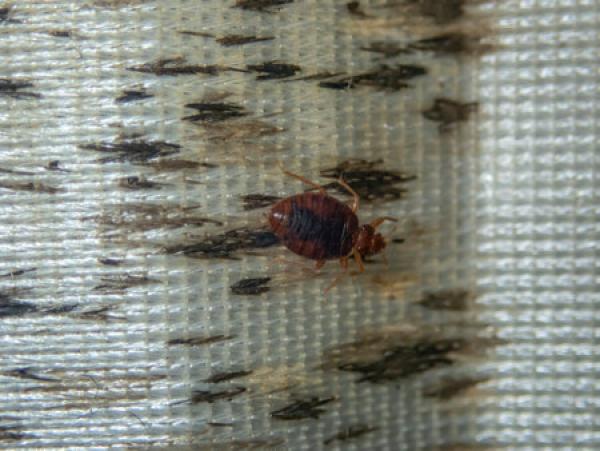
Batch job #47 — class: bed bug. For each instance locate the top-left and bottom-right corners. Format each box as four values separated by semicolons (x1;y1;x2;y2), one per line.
268;167;396;277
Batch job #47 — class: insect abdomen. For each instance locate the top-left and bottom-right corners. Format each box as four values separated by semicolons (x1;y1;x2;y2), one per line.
269;193;358;260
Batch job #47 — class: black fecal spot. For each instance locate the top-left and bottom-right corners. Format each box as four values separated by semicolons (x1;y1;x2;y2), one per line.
0;6;20;24
190;386;246;403
233;0;294;13
271;396;335;420
98;258;123;266
2;367;58;382
46;160;70;172
165;227;279;259
0;268;36;278
145;160;216;172
423;376;489;400
320;159;416;201
423;98;478;132
127;57;223;76
319;65;426;91
72;306;126;322
93;274;158;293
0;79;40;99
216;34;275;46
168;334;235;346
204;370;253;383
247;61;301;80
80;140;181;163
48;30;72;38
231;277;271;295
0;425;26;442
0;290;37;317
346;1;370;18
361;42;411;58
323;424;379;445
241;194;281;210
183;102;249;123
177;30;215;38
115;89;153;103
339;339;459;383
118;176;163;190
419;289;474;311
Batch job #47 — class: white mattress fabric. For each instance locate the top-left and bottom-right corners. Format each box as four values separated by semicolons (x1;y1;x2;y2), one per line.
0;1;598;449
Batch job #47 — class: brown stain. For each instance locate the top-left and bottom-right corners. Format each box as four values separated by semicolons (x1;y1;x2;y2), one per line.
230;277;271;295
423;97;478;132
89;203;222;233
118;175;164;190
240;194;281;211
320;159;416;201
0;79;39;99
183;102;250;123
144;159;216;172
167;334;236;346
0;181;60;194
271;396;335;420
200;119;284;142
48;30;72;38
246;62;302;80
233;0;294;13
80;140;181;163
190;386;247;403
127;57;227;77
71;306;126;322
322;325;498;383
165;227;279;260
216;35;275;47
93;274;159;293
323;424;379;445
203;370;253;384
115;88;153;103
346;1;371;19
419;289;477;311
423;375;489;400
98;258;123;266
319;64;426;91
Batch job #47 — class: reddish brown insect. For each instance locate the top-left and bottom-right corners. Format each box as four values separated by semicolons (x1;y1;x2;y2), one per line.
268;167;396;277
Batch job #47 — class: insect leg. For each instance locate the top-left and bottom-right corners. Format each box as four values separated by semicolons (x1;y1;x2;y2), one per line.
352;248;365;272
278;163;326;195
336;178;360;213
370;216;398;230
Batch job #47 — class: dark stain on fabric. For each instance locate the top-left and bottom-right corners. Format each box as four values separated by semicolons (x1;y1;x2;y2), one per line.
0;181;60;194
247;61;301;80
423;98;478;132
204;370;253;384
118;176;164;190
233;0;294;13
98;258;123;266
183;102;249;123
91;203;222;233
80;140;181;164
168;334;236;346
48;30;72;38
2;367;59;383
217;34;275;46
165;227;279;259
419;289;475;311
361;42;411;58
271;396;335;420
409;0;466;24
0;6;20;24
346;1;370;18
190;386;247;403
0;425;26;442
115;88;153;103
423;375;489;400
231;277;271;295
93;274;158;293
46;160;70;172
0;268;36;278
241;194;281;210
0;79;40;99
323;424;379;445
319;64;426;91
409;33;489;55
72;306;126;322
145;159;216;172
320;159;416;201
127;57;228;76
